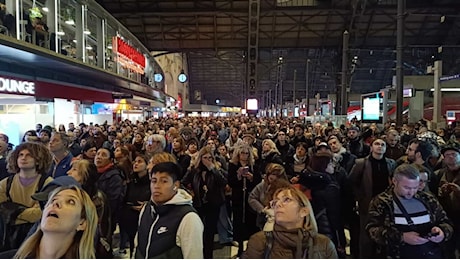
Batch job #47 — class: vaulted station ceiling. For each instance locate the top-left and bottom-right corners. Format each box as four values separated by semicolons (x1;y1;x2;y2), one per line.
96;0;460;107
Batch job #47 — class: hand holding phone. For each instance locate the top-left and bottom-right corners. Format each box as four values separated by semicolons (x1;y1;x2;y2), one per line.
423;231;439;238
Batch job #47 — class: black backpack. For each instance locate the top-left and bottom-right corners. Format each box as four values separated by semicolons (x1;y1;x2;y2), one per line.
0;174;47;252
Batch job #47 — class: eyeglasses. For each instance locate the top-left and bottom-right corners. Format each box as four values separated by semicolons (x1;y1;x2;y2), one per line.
270;196;296;208
240;151;250;155
444;152;459;157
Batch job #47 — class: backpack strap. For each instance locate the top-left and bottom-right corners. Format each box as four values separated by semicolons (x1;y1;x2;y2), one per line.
6;174;47;202
6;175;14;202
36;174;47;193
264;231;273;259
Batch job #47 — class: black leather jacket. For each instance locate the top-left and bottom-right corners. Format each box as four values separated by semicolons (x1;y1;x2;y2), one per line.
182;164;227;208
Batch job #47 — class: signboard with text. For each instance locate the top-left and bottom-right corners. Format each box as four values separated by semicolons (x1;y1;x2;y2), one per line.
0;76;35;95
113;36;146;74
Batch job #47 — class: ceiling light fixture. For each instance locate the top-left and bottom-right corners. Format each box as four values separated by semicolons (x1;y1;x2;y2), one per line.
65;19;75;25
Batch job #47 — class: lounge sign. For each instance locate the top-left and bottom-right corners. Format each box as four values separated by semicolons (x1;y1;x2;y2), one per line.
0;77;35;95
113;36;145;74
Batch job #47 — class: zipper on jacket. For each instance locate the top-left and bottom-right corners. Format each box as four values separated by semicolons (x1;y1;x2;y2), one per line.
145;207;159;259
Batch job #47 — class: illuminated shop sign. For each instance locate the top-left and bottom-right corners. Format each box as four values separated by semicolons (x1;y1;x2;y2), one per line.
113;36;146;74
0;77;35;95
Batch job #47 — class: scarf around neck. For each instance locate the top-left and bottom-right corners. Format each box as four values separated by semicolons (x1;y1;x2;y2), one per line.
273;224;311;259
293;154;307;164
97;162;114;174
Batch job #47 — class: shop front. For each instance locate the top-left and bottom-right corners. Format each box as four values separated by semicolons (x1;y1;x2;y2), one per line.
0;74;115;146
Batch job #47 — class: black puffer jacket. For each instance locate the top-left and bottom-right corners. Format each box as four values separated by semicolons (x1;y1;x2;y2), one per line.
258;152;283;177
96;165;126;230
298;168;345;253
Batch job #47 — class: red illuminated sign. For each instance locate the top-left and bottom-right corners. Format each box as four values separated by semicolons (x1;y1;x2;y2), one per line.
113;36;146;74
177;93;182;110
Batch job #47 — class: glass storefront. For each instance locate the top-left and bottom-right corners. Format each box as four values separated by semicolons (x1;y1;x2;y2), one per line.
0;0;163;91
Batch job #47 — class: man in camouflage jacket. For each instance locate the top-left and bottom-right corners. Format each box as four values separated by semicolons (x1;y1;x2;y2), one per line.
366;164;453;258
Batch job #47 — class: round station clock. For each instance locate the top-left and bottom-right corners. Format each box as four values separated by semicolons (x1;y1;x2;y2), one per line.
178;71;188;83
154;73;163;82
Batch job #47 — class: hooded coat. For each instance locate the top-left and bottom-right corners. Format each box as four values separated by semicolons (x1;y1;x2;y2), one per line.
134;189;203;259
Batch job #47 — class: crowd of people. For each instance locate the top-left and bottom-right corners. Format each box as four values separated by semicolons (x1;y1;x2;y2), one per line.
0;116;459;259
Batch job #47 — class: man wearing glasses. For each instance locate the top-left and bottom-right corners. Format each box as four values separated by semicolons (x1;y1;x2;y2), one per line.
437;143;460;258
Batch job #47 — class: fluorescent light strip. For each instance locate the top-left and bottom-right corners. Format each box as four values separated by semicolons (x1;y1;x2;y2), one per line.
430;88;460;92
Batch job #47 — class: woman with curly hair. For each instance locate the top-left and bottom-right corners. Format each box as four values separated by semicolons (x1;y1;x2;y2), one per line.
0;142;54;250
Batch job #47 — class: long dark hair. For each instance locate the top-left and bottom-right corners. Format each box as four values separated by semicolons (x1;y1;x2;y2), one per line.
308;152;332;173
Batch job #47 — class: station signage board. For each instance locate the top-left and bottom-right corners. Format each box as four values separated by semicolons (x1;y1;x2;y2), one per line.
113;36;146;74
0;76;35;95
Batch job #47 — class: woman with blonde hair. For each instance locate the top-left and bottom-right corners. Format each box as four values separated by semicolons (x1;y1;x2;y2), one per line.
182;146;227;258
244;186;337;259
67;159;112;258
258;139;283;177
13;186;98;258
228;144;262;257
146;152;177;174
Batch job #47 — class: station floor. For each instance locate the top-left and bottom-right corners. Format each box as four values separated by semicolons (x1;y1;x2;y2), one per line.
112;227;349;258
112;227;238;259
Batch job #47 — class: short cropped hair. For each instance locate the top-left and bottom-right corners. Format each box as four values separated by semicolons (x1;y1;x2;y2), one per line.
393;164;420;181
52;132;70;147
151;162;183;182
409;138;433;161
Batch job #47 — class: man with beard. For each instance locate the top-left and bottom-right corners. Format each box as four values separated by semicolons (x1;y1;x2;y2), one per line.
349;139;396;258
437;142;460;258
384;129;406;161
290;123;310;148
346;126;370;159
328;135;357;174
406;138;438;194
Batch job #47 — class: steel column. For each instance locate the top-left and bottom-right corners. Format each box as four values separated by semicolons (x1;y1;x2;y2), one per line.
396;0;405;125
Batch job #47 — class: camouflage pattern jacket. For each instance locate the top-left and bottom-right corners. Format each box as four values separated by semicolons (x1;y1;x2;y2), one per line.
365;186;453;258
